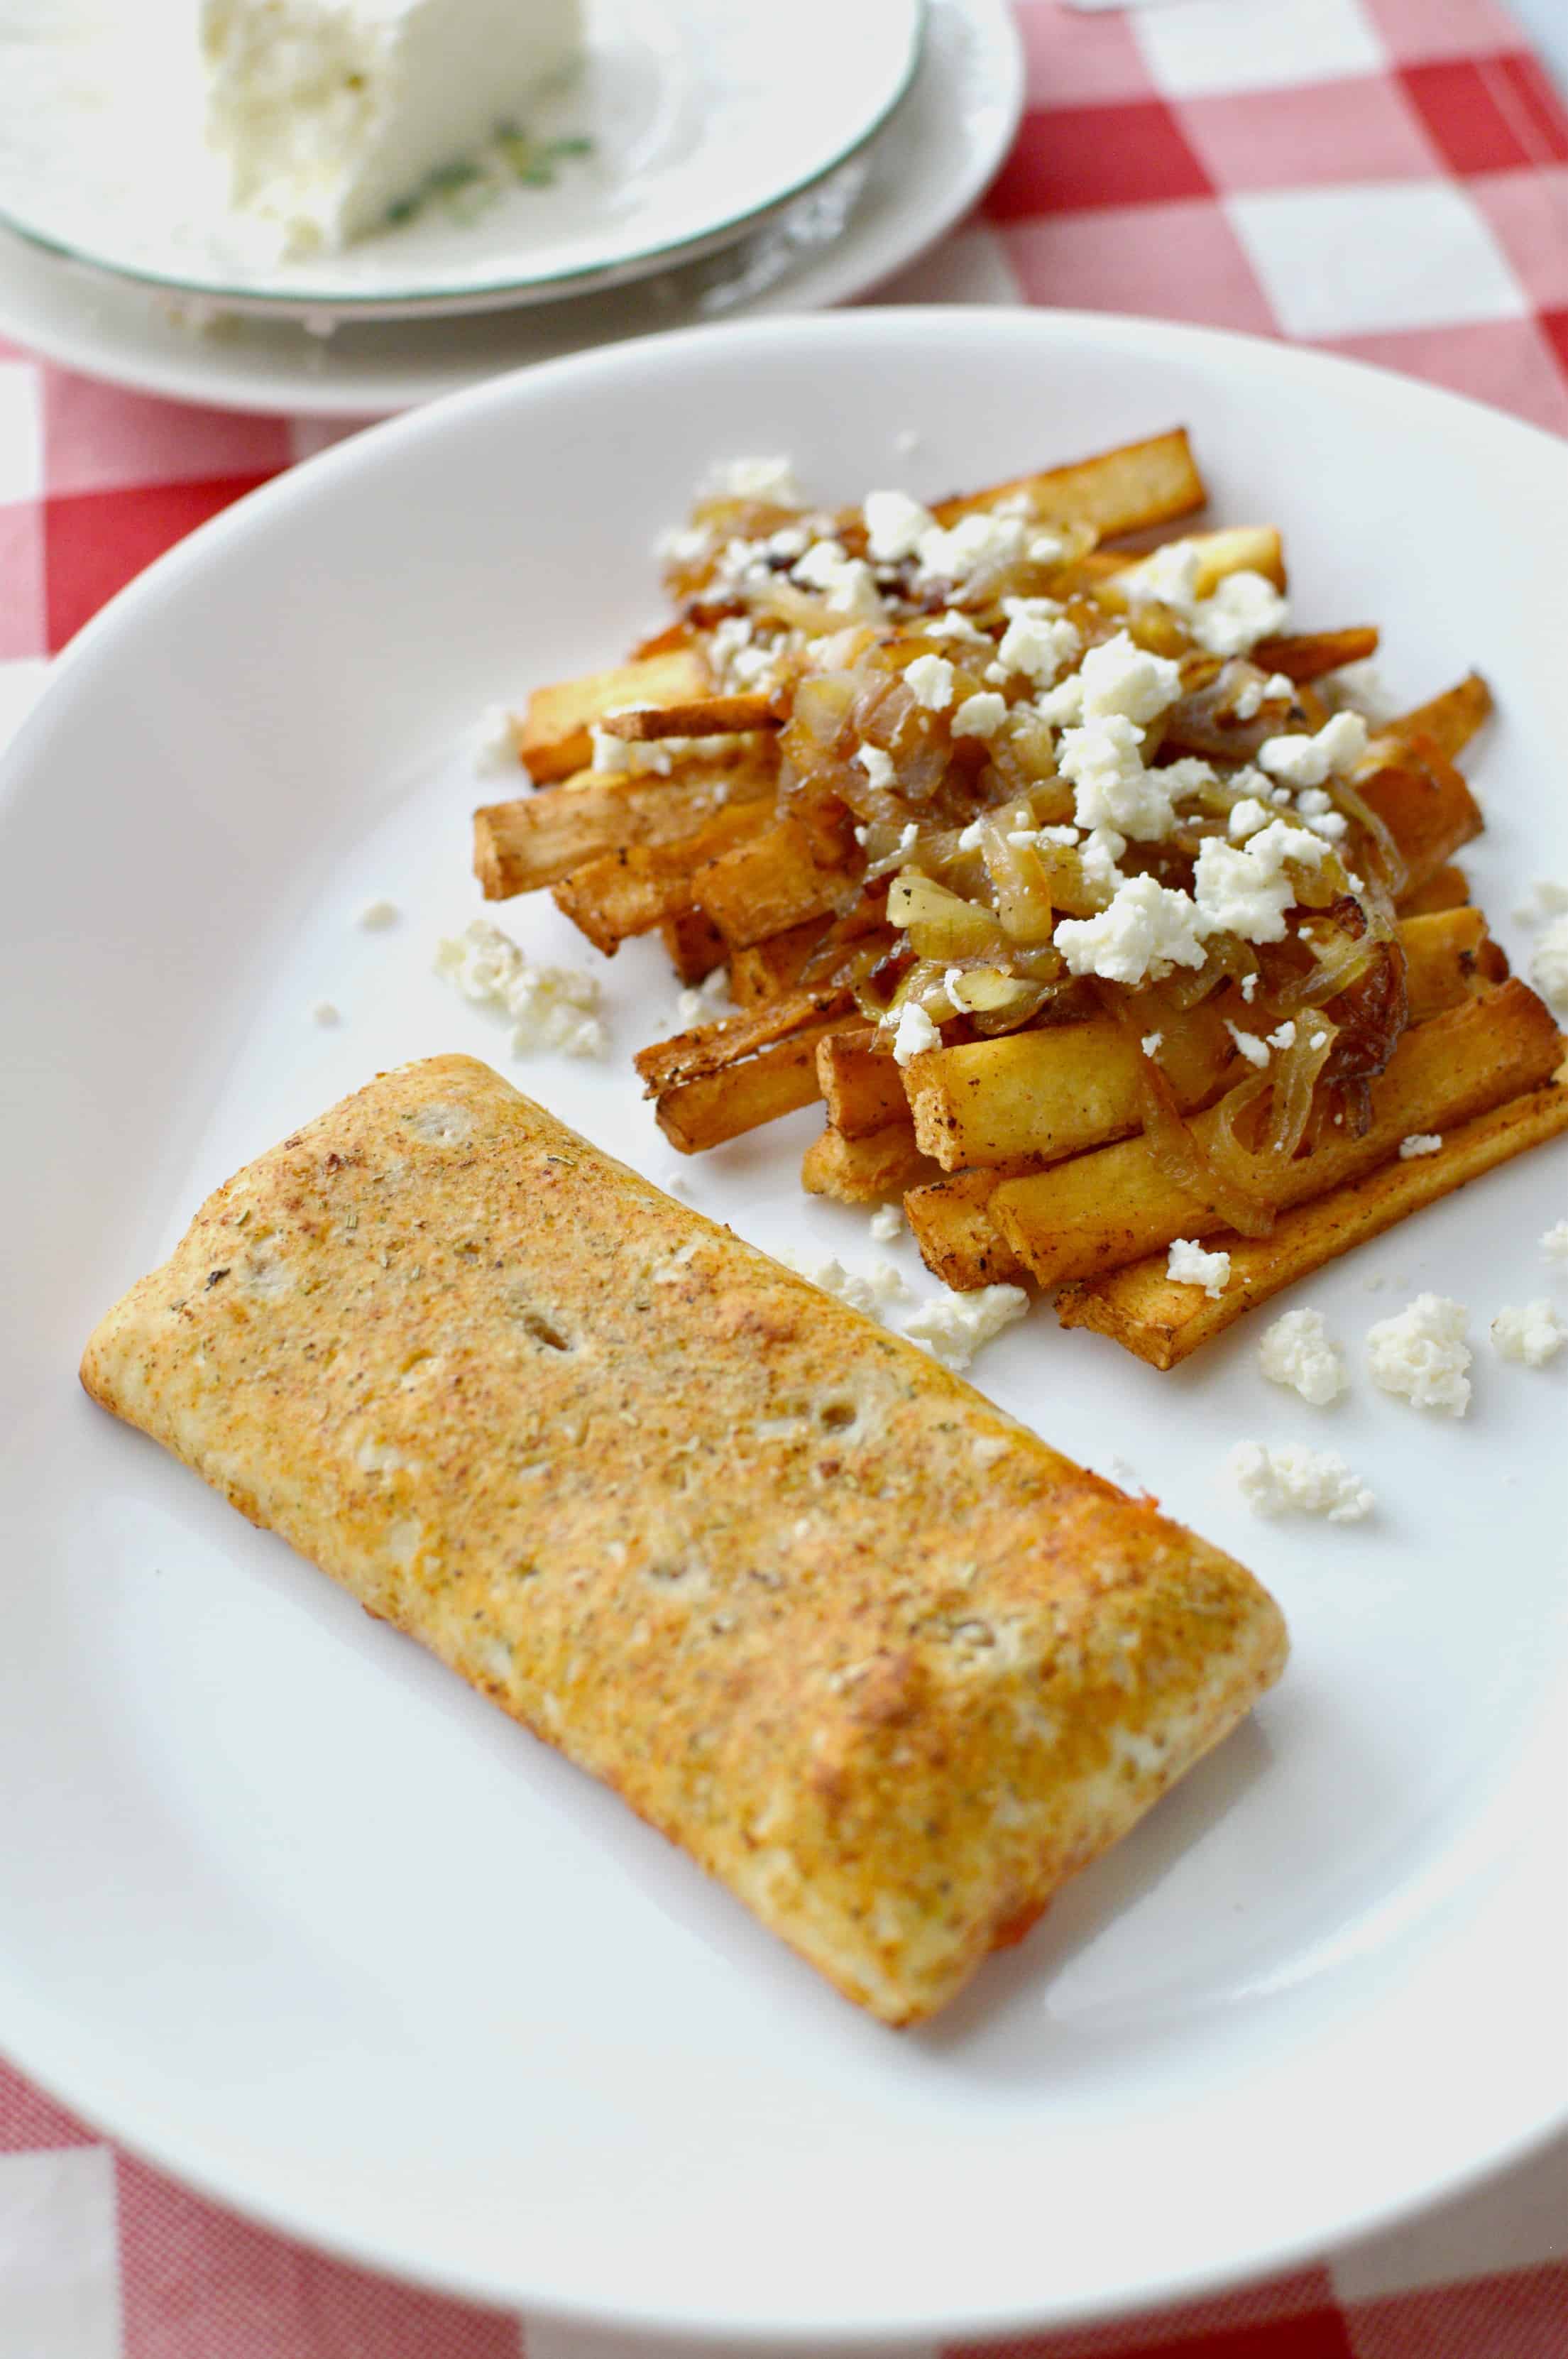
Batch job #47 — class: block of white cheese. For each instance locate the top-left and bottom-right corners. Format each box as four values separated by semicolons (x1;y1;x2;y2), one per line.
201;0;583;253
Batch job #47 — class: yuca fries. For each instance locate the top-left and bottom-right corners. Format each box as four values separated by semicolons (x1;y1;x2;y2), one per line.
480;429;1564;1364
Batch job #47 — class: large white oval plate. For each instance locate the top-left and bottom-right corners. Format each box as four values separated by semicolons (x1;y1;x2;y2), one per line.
0;0;923;316
1;310;1565;2341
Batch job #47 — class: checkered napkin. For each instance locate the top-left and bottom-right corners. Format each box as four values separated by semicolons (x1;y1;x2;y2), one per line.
4;2;1568;2352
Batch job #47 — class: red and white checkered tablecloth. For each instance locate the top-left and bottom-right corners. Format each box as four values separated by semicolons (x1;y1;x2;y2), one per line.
4;1;1567;2352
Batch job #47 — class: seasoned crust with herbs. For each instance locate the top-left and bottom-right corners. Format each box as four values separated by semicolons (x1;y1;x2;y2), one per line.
82;1054;1286;2024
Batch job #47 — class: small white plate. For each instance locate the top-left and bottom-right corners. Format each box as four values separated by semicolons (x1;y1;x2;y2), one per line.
2;310;1566;2341
0;0;1017;417
0;0;923;317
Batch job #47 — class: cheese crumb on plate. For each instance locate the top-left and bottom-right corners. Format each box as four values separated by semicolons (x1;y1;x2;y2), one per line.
434;919;607;1059
1258;1308;1346;1406
1168;1238;1231;1298
1491;1301;1565;1367
1366;1293;1471;1415
1227;1441;1374;1524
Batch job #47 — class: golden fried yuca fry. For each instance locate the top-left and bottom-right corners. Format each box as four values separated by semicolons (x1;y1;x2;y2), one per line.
661;907;729;986
906;1008;1234;1176
551;806;773;956
695;816;851;948
801;1120;940;1205
82;1056;1288;2027
474;757;775;900
517;649;711;782
1357;738;1483;891
931;429;1205;541
905;910;1489;1176
598;695;779;741
903;1164;1033;1292
1104;525;1285;598
818;1026;912;1139
1058;1060;1568;1369
730;917;834;1007
1252;627;1379;683
990;981;1562;1289
654;1024;844;1154
1388;672;1492;764
1398;863;1470;916
636;987;852;1096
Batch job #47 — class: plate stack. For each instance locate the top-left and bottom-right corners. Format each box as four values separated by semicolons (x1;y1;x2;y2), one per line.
0;0;1021;415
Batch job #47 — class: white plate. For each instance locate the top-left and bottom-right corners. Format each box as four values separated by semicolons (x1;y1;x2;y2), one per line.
0;0;922;317
2;310;1566;2343
0;0;1016;417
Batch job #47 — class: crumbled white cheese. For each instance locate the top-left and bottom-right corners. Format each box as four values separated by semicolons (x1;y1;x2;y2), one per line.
862;489;933;563
869;1203;903;1243
1192;818;1329;945
674;967;733;1028
357;897;399;930
904;652;956;711
1542;1221;1568;1267
1055;873;1207;986
709;614;779;692
792;539;885;620
1227;1440;1374;1523
312;999;341;1027
1366;1293;1471;1415
656;521;712;568
1077;631;1183;727
855;744;896;790
588;723;631;775
1267;1019;1297;1052
434;919;608;1060
902;1283;1029;1372
701;455;803;506
1258;711;1369;788
1232;669;1295;721
923;608;989;646
1513;879;1568;928
1167;1237;1231;1297
1060;714;1176;841
956;817;986;852
1225;1021;1271;1070
1123;541;1290;657
913;509;1029;591
1078;827;1128;895
473;703;520;775
1491;1300;1566;1367
993;605;1080;687
1140;1031;1163;1057
892;1000;941;1066
1227;796;1273;841
1258;1307;1347;1405
952;690;1009;739
1241;970;1260;1002
1530;914;1568;1015
779;1249;910;1325
1398;1132;1443;1159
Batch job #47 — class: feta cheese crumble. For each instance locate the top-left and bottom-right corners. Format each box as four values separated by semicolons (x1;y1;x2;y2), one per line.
1075;631;1183;727
1257;711;1369;788
855;744;896;790
792;540;886;621
1055;873;1208;986
903;1283;1029;1372
904;652;955;711
1225;1021;1271;1070
473;702;520;774
1491;1301;1565;1367
862;489;932;563
1227;1440;1374;1523
701;455;803;506
1542;1221;1568;1267
1530;914;1568;1016
892;1000;941;1066
1168;1237;1231;1296
869;1203;903;1243
1123;540;1290;657
1058;713;1178;841
951;690;1009;739
1140;1031;1163;1057
1192;818;1329;945
1259;1307;1347;1405
434;919;608;1060
779;1250;910;1325
1398;1133;1443;1159
1366;1293;1471;1415
992;604;1080;687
